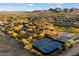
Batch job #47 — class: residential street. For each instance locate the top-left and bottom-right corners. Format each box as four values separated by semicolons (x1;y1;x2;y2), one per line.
0;31;33;56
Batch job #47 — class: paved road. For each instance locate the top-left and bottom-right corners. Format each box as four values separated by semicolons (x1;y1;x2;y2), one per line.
60;44;79;56
0;31;33;56
0;31;79;56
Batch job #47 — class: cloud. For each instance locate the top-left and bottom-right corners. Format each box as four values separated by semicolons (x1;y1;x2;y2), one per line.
27;4;34;6
55;3;63;8
47;3;63;8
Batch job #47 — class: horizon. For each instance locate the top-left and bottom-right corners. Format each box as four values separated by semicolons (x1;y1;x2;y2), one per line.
0;3;79;11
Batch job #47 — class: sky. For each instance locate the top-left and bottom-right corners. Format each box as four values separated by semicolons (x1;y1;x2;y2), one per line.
0;3;79;11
